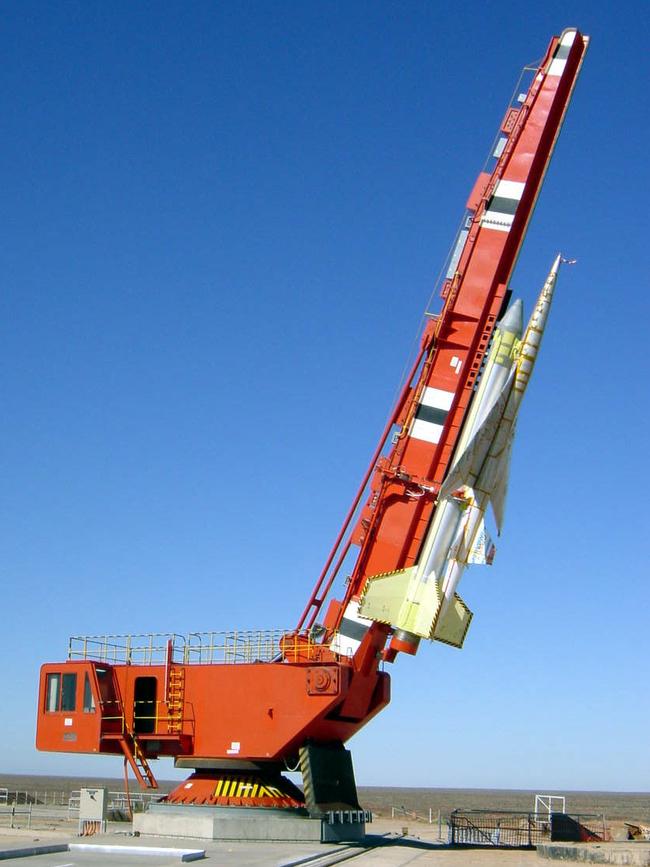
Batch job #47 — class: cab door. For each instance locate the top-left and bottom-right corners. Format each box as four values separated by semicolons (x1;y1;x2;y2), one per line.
133;676;157;734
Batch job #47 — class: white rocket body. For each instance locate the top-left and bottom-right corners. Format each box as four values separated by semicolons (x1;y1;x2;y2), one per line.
359;255;565;646
435;254;562;620
418;298;524;586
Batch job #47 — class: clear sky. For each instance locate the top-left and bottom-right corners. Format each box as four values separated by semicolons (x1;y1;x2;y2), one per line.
1;1;648;792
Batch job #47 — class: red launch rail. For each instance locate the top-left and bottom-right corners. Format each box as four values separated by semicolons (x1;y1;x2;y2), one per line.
36;29;588;806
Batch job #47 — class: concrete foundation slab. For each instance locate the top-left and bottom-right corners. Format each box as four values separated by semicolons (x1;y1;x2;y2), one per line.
538;842;650;864
134;804;366;843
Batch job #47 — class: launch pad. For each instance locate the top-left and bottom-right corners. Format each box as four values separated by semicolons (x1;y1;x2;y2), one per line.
134;803;369;843
136;745;369;843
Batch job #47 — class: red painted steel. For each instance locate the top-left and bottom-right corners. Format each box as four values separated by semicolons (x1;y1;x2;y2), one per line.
36;30;588;783
336;28;589;615
36;658;390;765
165;771;305;807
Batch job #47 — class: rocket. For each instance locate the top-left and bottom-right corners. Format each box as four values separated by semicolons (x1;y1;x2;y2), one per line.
359;255;567;648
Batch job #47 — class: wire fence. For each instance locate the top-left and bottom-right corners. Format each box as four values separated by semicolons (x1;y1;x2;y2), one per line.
390;805;440;824
389;804;445;840
0;787;163;827
448;810;610;848
0;788;70;807
0;805;32;829
449;810;545;847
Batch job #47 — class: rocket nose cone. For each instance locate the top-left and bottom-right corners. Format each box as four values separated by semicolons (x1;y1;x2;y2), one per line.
498;298;524;334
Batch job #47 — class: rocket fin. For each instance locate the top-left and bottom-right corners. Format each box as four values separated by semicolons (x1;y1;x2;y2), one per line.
439;367;515;500
490;424;515;534
399;576;446;638
431;592;473;648
359;567;416;625
362;567;474;648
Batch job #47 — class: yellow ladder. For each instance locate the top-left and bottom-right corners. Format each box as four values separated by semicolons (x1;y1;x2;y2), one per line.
167;667;185;735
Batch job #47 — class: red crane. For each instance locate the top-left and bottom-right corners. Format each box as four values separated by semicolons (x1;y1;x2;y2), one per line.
36;28;588;815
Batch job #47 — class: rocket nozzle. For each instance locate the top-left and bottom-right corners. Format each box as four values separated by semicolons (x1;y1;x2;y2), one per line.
388;630;420;656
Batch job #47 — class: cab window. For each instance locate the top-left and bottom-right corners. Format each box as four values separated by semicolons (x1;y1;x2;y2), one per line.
83;673;96;713
61;673;77;711
44;672;77;712
45;673;60;712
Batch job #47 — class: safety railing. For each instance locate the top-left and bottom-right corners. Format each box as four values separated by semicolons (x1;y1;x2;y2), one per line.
68;629;323;665
98;700;196;736
68;633;185;666
0;804;32;829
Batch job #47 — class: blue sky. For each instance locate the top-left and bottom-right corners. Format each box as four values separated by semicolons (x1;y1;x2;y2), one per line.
1;1;648;791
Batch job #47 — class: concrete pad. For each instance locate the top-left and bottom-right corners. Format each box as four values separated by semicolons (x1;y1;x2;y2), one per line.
136;804;365;842
538;841;650;864
70;844;205;861
135;809;324;841
0;842;68;861
0;842;205;863
134;813;216;841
